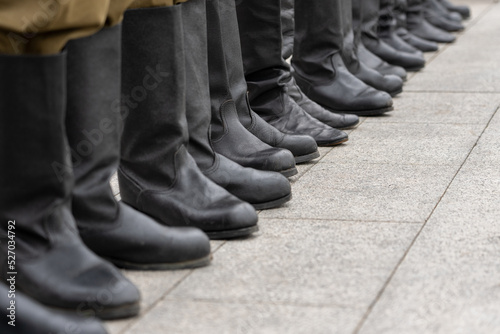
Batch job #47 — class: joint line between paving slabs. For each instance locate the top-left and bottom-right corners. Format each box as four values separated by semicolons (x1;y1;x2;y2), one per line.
117;241;228;334
352;102;500;333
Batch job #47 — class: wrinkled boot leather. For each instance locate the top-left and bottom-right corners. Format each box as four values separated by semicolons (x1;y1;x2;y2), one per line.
206;0;301;174
280;0;360;130
394;0;439;51
407;0;456;43
293;0;393;116
184;0;291;210
119;6;258;240
424;0;464;32
362;0;425;71
0;53;140;320
345;0;404;95
378;0;423;54
438;0;470;19
236;0;349;146
353;0;409;79
0;283;108;334
66;24;211;270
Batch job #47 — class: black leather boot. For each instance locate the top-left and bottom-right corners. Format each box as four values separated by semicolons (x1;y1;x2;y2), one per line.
394;0;439;52
206;0;304;172
293;0;394;116
343;0;404;96
353;0;409;79
208;0;317;167
236;0;349;146
65;25;211;270
424;0;464;32
1;283;107;334
362;0;426;71
280;0;360;130
119;6;258;240
438;0;470;19
183;0;291;210
378;0;423;54
0;53;140;320
407;0;456;43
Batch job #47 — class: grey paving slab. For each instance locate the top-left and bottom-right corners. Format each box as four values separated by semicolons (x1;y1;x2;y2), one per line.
168;220;419;308
365;92;500;125
123;300;361;334
259;163;458;222
358;165;500;334
106;270;192;333
106;240;225;333
405;65;500;93
320;122;482;166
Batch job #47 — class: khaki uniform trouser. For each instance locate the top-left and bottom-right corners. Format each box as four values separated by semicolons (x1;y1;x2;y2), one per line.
0;0;187;54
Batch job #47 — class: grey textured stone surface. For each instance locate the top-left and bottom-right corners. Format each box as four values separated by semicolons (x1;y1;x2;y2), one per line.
259;163;457;222
168;220;420;307
123;300;362;334
106;1;500;333
358;156;500;334
320;122;482;166
366;92;500;125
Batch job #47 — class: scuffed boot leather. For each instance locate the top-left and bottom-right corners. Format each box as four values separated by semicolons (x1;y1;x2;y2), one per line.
293;0;394;116
407;0;456;43
438;0;470;19
206;0;301;174
119;6;258;240
184;0;291;210
281;0;360;130
362;0;426;71
394;0;439;52
66;24;211;270
0;283;108;334
424;0;464;32
236;0;349;146
344;0;405;95
0;53;140;320
378;0;423;54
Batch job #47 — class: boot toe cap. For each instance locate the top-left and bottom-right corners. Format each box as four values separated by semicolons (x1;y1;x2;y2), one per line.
278;134;318;158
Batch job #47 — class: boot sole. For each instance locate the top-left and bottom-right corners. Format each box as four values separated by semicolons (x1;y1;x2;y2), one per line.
281;166;298;178
389;88;404;97
252;192;292;210
103;254;213;271
321;105;394;117
54;301;140;320
206;225;259;240
294;150;320;164
317;137;349;147
405;65;425;72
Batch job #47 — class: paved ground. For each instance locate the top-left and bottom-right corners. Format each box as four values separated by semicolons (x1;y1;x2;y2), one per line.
107;1;500;333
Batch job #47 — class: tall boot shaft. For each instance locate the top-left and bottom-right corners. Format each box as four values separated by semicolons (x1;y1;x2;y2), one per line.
206;0;299;175
120;5;258;239
184;0;291;210
66;25;122;228
361;0;382;40
341;0;360;74
236;0;289;101
293;0;343;81
183;0;214;172
120;6;188;188
0;53;140;319
281;0;295;60
0;53;76;255
207;0;249;124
